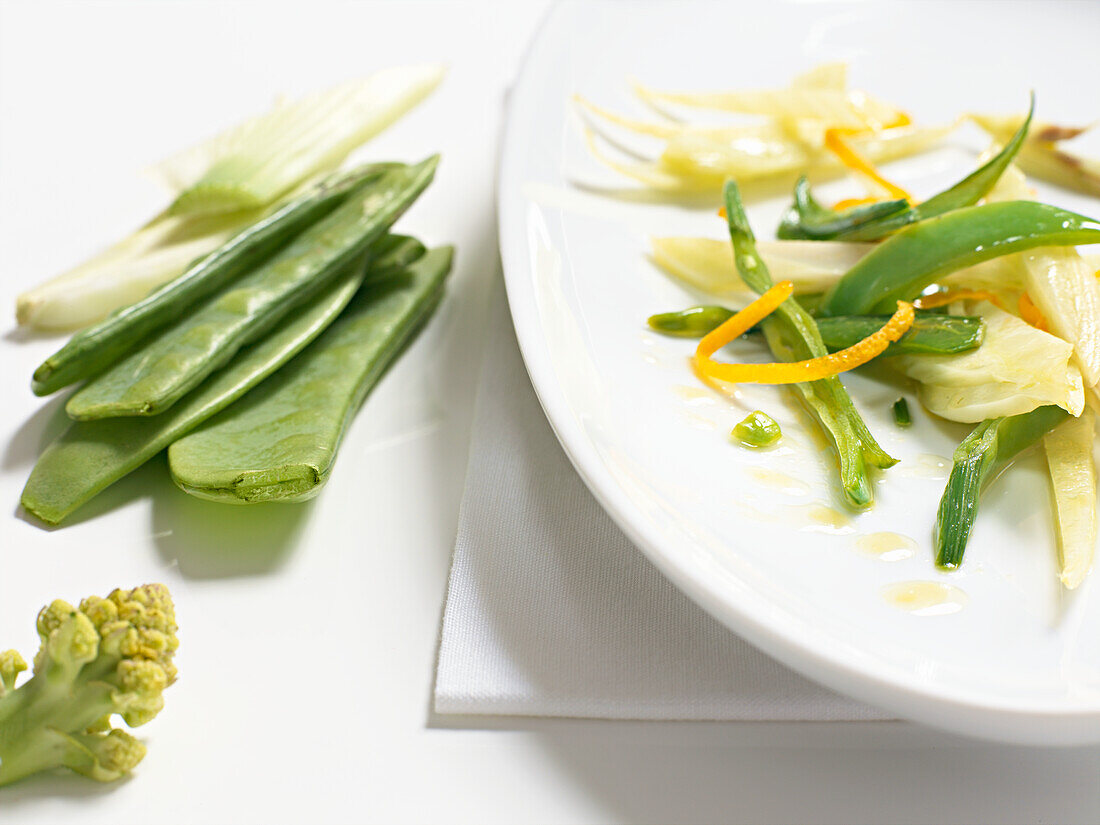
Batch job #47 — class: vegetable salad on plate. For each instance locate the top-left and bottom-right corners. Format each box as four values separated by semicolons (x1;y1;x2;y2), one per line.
580;64;1100;588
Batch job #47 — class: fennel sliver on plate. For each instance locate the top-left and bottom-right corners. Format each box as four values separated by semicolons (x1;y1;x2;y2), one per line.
499;0;1100;744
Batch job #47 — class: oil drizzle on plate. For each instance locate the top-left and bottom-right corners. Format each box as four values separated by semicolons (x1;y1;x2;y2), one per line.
897;454;951;480
747;467;810;497
795;503;854;535
856;532;917;562
882;581;968;616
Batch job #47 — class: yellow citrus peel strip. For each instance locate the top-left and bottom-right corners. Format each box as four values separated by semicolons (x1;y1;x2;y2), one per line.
694;280;915;385
824;126;913;202
1017;292;1049;331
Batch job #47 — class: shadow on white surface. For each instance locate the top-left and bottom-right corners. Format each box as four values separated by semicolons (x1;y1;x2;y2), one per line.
151;491;314;579
3;390;72;472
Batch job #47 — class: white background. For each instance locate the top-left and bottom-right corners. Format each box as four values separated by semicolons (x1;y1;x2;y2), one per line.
1;1;1099;823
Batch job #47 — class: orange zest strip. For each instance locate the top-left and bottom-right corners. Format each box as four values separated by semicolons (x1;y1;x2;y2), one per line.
832;196;879;211
1018;293;1049;332
913;288;1005;311
824;127;913;202
694;282;915;385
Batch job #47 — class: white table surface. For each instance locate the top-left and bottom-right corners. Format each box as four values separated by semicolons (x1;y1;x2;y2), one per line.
1;2;1099;823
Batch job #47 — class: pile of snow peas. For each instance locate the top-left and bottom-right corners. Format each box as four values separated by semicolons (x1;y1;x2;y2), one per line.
21;157;452;525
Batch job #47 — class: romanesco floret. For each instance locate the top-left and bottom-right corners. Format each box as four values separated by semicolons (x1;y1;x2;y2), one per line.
0;584;178;787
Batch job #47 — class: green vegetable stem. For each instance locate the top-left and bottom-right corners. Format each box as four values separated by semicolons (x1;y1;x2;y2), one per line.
892;398;912;427
31;163;398;397
65;157;438;421
724;180;895;509
167;246;454;504
648;305;984;356
821;201;1100;316
934;405;1068;568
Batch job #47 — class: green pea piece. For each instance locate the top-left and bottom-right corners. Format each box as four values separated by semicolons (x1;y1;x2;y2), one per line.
892;398;912;428
647;306;734;337
732;411;782;448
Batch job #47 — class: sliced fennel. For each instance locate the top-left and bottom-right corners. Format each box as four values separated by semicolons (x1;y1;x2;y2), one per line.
891;302;1085;423
1044;410;1097;589
15;211;256;331
971;113;1100;198
16;66;444;330
650;236;875;298
157;65;445;215
987;163;1100;387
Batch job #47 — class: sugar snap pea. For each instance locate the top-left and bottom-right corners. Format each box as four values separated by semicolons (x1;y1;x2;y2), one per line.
20;262;368;525
167;246;453;504
648;305;984;355
31;163;397;397
821;200;1100;316
934;405;1068;569
65;156;439;421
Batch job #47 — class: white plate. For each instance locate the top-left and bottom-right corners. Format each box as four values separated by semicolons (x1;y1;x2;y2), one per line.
498;0;1100;744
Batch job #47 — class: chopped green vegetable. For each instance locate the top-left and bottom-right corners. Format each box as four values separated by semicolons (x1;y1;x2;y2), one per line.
31;164;395;397
648;304;984;356
820;201;1100;316
724;180;895;509
732;411;782;448
647;306;734;337
892;398;912;427
0;585;177;786
780;96;1034;242
161;66;444;216
66;158;438;421
20;257;370;525
934;405;1068;568
168;247;453;503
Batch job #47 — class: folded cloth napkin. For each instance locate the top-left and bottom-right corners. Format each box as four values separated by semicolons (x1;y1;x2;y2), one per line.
434;283;888;721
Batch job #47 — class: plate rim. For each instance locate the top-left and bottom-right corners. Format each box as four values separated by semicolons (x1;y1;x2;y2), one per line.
495;0;1100;745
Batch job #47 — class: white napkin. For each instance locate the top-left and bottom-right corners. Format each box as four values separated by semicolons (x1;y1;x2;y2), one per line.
434;283;888;721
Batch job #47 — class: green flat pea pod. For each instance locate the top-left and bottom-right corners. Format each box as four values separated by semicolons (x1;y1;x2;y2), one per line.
20;261;370;525
31;163;398;397
934;405;1068;569
820;200;1100;317
167;246;454;504
66;156;439;421
648;305;984;356
780;96;1035;242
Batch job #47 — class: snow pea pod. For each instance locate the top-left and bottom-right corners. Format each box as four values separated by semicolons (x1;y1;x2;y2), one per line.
66;156;438;421
167;246;453;503
821;200;1100;317
31;163;397;397
934;405;1068;568
724;181;894;509
20;262;368;525
780;97;1035;242
648;306;984;355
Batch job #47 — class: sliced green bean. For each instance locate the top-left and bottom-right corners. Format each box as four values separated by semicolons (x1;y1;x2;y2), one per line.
31;163;397;397
65;157;438;421
779;97;1034;242
167;247;453;503
732;411;782;448
820;200;1100;316
724;181;895;509
20;263;370;525
892;398;912;428
648;305;984;356
934;405;1068;568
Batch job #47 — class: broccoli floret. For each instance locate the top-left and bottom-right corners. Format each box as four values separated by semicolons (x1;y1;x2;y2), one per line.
0;584;178;787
